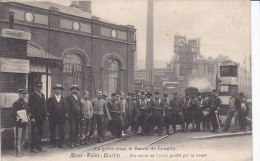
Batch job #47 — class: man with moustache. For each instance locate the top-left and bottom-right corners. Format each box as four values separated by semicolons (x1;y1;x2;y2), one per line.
47;84;68;148
28;82;47;153
66;85;82;148
90;90;111;143
80;90;93;145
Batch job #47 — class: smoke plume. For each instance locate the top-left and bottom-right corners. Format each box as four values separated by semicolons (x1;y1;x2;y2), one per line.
188;77;213;92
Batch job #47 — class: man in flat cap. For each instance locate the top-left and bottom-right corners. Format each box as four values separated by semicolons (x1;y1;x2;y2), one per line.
47;84;68;148
150;91;164;135
66;85;82;147
13;89;29;157
223;89;241;132
135;91;150;135
90;90;111;142
28;82;47;153
107;93;122;138
209;89;221;133
126;93;134;133
118;92;128;135
162;94;173;135
170;92;185;133
80;90;93;145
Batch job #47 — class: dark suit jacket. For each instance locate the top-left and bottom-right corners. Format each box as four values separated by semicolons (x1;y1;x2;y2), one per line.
28;91;47;123
66;94;82;119
47;96;68;119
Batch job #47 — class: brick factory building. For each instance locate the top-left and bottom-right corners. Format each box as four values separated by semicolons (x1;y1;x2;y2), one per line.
0;1;136;147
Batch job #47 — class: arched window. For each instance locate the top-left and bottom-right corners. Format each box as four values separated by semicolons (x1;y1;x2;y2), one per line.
63;53;86;96
103;58;122;97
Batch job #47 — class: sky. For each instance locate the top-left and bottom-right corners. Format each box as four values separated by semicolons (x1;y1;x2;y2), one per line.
10;0;251;69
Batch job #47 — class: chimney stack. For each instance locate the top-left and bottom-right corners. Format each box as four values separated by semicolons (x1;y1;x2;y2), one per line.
70;1;92;14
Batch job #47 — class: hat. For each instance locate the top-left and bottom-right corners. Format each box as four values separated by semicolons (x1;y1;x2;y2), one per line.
140;91;146;96
163;94;168;97
239;92;244;96
116;89;121;94
146;92;152;96
172;92;177;95
36;82;42;87
18;89;26;94
212;89;217;93
111;93;116;97
154;91;160;95
52;84;64;90
70;85;80;91
97;90;102;95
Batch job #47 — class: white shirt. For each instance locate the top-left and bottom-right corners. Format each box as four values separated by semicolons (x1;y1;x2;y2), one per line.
72;94;78;100
55;94;61;103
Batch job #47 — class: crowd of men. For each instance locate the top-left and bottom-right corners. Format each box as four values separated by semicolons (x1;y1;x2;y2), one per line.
12;82;251;157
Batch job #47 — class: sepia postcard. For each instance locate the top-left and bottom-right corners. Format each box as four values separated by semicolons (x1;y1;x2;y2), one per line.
0;0;257;161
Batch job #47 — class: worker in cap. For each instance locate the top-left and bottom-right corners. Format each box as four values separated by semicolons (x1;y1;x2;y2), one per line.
47;84;68;148
90;90;111;143
28;81;47;152
223;89;240;133
170;92;185;133
208;89;221;133
107;92;123;138
150;90;163;135
13;89;28;157
135;90;150;136
80;90;93;145
162;93;172;135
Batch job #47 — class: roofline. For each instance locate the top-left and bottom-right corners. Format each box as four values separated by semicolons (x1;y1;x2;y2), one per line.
2;2;136;31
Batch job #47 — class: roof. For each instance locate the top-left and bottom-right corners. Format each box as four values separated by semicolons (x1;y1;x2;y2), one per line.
16;1;135;29
20;1;92;19
27;45;61;60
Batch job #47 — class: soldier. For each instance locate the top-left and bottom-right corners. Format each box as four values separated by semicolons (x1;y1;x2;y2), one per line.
13;89;29;157
80;90;93;145
150;91;164;135
162;94;172;135
66;85;82;148
107;93;122;138
90;90;111;142
47;84;68;148
136;91;150;135
209;89;221;133
169;92;185;133
28;82;47;153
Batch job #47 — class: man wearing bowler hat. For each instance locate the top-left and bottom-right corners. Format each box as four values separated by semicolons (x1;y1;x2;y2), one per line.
28;81;47;153
66;85;82;148
47;84;68;148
